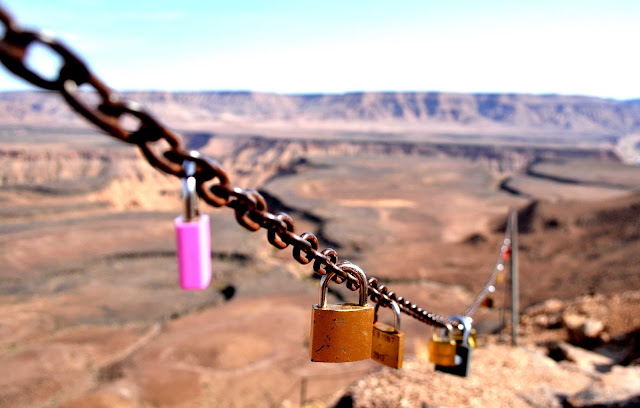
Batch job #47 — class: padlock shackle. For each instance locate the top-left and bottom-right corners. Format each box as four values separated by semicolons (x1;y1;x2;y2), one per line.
373;300;401;332
319;262;368;307
448;314;473;346
182;160;199;222
438;323;455;341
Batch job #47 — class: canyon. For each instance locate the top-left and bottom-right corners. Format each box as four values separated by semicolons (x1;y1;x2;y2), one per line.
1;90;640;407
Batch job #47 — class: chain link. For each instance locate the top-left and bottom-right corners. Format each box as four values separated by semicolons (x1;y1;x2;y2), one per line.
0;6;454;328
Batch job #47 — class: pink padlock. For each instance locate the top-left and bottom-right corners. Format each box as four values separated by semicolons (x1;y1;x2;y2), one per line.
174;164;211;290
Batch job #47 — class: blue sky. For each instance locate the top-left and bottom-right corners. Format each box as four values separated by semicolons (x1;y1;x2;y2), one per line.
1;0;639;99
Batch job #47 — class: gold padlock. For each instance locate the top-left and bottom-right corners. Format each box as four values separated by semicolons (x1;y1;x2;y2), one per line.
454;328;477;349
309;262;374;362
480;296;494;309
428;324;457;366
371;300;405;369
480;285;496;309
496;262;506;284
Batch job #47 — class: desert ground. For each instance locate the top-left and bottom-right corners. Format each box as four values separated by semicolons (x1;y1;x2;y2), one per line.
1;91;640;407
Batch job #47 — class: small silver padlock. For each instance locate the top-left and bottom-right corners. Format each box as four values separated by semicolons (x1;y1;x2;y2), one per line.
435;315;473;377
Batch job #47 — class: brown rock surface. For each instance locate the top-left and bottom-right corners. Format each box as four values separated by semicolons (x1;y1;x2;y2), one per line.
0;324;157;407
344;344;592;408
344;342;640;408
567;366;640;407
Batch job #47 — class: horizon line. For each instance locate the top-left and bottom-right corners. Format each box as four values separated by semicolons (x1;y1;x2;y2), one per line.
0;88;637;102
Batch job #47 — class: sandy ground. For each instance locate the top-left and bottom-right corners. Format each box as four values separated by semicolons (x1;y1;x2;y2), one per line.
1;134;640;407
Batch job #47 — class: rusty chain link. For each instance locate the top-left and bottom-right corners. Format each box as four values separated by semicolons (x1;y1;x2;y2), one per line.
0;6;510;330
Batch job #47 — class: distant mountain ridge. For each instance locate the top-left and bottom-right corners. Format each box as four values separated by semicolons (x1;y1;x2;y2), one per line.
1;90;639;135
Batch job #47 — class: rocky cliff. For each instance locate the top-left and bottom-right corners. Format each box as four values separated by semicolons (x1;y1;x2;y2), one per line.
1;91;639;137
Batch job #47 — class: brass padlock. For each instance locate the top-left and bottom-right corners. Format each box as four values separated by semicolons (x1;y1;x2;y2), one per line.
480;285;496;309
309;262;374;362
496;264;505;284
435;315;473;377
371;300;404;369
428;323;457;366
453;328;477;349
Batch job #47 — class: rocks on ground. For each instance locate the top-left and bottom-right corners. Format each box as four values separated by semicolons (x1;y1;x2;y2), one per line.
341;344;640;408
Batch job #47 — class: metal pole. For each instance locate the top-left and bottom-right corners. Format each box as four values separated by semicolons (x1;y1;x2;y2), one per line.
510;208;519;347
300;377;307;408
499;271;508;343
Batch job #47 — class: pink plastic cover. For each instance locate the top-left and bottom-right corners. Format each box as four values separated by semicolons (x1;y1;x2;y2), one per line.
174;214;211;290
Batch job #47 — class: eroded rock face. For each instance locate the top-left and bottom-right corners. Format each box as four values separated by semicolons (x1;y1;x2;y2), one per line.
2;116;640;408
3;91;640;135
522;292;640;347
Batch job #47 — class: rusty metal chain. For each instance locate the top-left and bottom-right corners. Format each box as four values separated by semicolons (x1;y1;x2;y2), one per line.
0;6;452;328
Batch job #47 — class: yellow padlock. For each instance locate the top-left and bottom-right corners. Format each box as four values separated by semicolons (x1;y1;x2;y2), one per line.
371;300;405;369
454;328;477;349
428;324;457;366
309;262;374;362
